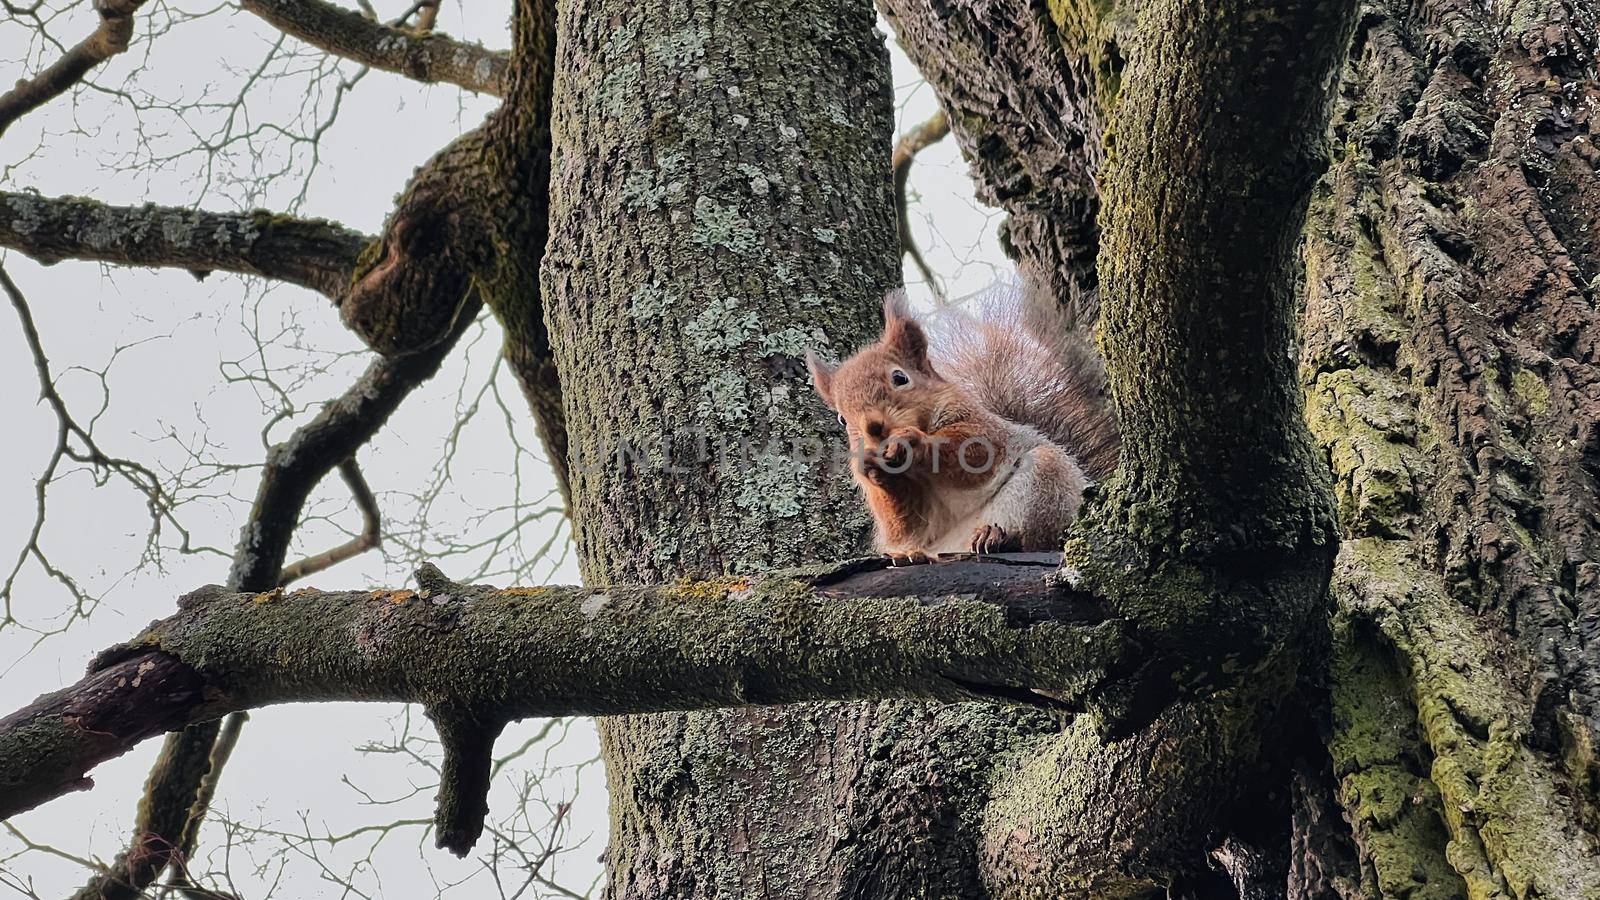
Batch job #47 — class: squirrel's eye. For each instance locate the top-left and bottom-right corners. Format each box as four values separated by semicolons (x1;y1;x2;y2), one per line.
890;369;910;387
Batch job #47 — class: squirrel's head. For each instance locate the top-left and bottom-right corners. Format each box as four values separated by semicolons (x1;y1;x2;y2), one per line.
807;291;953;450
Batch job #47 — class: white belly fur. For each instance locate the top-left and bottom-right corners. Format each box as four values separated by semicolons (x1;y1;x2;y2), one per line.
921;454;1026;555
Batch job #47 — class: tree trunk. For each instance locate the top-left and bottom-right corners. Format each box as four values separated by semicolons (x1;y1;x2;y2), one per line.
1301;0;1600;894
881;0;1600;895
533;0;1332;897
538;3;1052;897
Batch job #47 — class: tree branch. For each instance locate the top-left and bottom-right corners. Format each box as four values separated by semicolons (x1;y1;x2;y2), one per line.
68;284;477;899
0;192;369;301
477;0;567;507
0;0;150;139
1092;0;1354;553
65;719;223;900
2;556;1141;839
239;0;509;97
276;459;382;587
167;711;247;891
892;109;949;300
228;296;479;603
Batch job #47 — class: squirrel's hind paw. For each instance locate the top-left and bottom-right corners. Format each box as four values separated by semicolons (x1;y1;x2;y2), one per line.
969;524;1021;555
884;550;935;567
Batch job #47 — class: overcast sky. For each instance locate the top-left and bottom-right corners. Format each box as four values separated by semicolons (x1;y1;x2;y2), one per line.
0;4;1007;896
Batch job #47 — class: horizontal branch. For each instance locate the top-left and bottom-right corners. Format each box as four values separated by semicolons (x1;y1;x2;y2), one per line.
0;0;148;139
0;557;1134;839
0;192;370;300
240;0;509;97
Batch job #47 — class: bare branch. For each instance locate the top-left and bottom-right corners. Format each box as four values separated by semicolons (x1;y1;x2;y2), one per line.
165;712;248;898
0;191;370;300
64;719;224;900
230;298;479;590
67;269;480;899
277;460;382;587
892;109;950;299
2;647;204;820
239;0;509;97
0;263;226;632
0;0;149;139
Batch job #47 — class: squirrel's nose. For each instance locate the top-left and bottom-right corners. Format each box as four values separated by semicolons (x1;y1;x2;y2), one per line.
865;420;886;440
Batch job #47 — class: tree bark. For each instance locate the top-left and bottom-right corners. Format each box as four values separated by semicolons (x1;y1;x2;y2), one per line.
0;556;1129;823
1300;0;1600;894
877;0;1122;322
239;0;509;96
0;192;368;300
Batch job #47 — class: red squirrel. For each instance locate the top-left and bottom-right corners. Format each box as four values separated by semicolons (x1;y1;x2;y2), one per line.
807;285;1118;558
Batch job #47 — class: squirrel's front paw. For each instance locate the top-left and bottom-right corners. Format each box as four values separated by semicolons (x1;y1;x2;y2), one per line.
970;524;1020;555
861;458;899;485
863;444;918;484
877;428;926;469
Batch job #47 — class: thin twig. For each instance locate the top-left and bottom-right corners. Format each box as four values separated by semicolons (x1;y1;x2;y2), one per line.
892;109;951;300
277;458;383;586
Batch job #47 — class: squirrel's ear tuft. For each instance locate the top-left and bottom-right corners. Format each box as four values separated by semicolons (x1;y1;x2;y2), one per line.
883;289;912;323
881;290;929;369
806;350;837;407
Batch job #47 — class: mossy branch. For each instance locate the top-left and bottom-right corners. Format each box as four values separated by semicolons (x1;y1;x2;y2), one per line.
0;192;370;300
0;550;1343;852
0;557;1135;840
1092;0;1356;556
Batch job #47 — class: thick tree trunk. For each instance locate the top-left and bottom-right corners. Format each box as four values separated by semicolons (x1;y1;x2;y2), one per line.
540;0;1355;897
888;0;1600;895
538;4;1044;897
1301;0;1600;894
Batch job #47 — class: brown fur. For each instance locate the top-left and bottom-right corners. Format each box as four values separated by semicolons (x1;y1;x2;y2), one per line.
809;287;1119;556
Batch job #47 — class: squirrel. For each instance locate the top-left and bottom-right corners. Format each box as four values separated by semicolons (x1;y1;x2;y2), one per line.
807;284;1119;558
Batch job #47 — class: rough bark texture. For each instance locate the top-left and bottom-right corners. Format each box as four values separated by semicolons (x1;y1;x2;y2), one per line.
0;652;201;822
883;0;1600;890
1301;0;1600;894
537;0;1354;896
479;0;567;504
240;0;509;96
973;1;1354;895
535;2;1037;897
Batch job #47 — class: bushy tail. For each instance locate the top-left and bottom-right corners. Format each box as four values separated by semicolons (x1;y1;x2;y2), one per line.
923;281;1120;480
